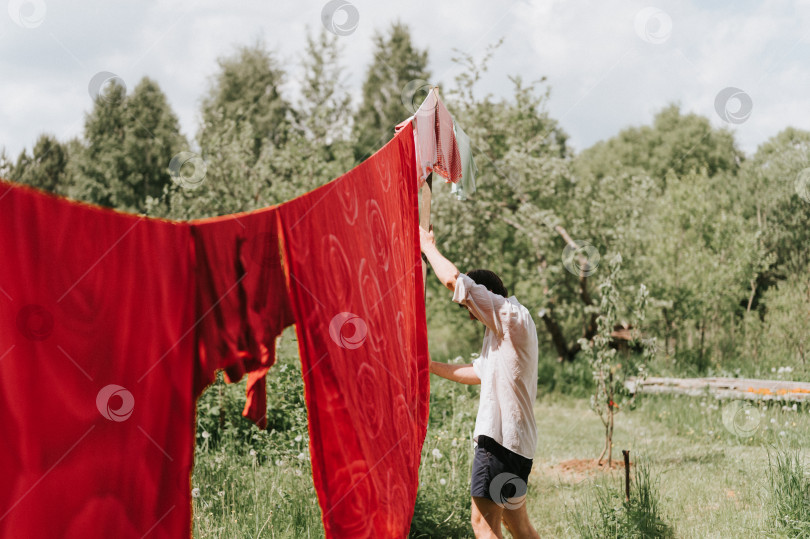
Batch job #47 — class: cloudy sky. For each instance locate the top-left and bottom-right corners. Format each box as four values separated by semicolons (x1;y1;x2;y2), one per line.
1;0;809;160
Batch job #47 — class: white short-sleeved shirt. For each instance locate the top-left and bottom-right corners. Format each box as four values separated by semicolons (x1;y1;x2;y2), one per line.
453;273;538;460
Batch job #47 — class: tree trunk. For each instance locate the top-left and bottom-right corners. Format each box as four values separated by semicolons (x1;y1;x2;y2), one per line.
598;422;609;464
538;307;572;362
746;279;757;313
699;318;706;366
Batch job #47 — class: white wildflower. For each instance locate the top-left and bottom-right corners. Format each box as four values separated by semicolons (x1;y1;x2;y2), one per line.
249;449;256;456
432;449;443;459
297;452;307;460
191;488;200;498
295;434;303;443
201;431;210;439
440;478;447;486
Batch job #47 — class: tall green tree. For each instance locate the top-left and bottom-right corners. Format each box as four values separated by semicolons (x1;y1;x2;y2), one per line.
70;81;127;206
70;77;187;213
640;170;766;369
165;42;296;219
298;29;352;146
270;28;355;203
11;134;69;193
0;148;12;180
353;22;430;161
739;128;810;280
245;29;357;206
198;41;292;160
568;105;759;367
574;104;743;189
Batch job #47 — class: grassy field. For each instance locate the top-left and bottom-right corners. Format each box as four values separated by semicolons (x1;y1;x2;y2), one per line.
191;351;810;538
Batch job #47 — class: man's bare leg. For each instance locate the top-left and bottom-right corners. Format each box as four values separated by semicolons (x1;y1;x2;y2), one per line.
501;501;540;539
471;496;504;538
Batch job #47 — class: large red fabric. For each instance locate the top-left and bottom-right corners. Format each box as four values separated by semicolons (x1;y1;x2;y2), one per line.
0;183;200;537
278;123;430;537
0;123;429;538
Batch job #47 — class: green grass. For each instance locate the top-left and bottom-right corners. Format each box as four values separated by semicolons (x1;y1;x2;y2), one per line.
567;457;674;538
766;449;810;537
191;348;810;537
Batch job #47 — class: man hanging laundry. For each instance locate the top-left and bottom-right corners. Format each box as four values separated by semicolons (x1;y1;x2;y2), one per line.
420;225;541;539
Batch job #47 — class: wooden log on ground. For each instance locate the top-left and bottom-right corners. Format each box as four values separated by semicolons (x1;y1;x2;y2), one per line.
625;376;810;402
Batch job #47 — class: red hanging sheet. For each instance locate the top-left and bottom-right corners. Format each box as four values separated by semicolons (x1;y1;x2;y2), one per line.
278;122;429;538
0;183;200;537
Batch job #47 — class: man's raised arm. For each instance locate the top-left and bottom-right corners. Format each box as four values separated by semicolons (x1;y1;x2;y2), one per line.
420;225;459;291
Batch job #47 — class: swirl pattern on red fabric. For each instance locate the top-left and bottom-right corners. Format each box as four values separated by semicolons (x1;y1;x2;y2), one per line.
278;123;429;538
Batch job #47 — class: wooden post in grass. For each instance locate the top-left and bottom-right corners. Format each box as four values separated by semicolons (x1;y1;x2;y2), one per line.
623;450;631;502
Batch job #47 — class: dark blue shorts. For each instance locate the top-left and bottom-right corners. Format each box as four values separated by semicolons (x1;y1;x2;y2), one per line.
470;435;533;503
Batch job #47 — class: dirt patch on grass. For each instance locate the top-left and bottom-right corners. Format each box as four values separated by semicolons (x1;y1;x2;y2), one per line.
535;458;632;483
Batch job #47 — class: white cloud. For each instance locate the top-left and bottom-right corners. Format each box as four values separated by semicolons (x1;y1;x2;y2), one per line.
1;0;810;161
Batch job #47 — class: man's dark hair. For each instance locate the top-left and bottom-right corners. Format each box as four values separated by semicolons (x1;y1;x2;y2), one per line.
466;269;508;298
